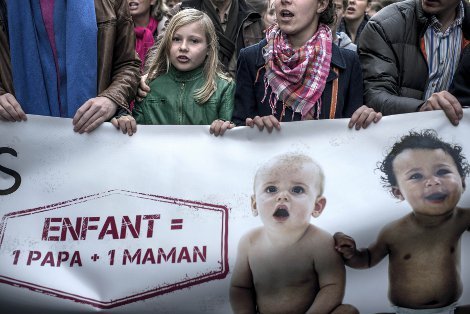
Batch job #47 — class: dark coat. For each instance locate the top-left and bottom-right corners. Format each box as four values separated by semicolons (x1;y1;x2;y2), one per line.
359;0;470;115
232;39;363;125
450;46;470;107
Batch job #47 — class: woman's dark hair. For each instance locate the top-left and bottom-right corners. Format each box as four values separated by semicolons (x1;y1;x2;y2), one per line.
320;0;335;25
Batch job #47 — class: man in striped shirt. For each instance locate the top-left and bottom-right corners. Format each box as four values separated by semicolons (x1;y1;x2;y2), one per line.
359;0;470;125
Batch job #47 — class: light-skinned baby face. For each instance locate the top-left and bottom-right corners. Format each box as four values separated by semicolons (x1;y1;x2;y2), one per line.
392;148;464;216
252;159;326;230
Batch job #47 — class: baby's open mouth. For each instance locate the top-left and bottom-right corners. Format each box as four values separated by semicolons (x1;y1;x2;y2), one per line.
273;207;289;218
425;192;447;202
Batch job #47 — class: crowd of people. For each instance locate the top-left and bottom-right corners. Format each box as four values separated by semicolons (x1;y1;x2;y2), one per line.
0;0;468;136
0;0;470;313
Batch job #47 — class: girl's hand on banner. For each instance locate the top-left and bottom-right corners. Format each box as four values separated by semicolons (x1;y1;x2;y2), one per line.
111;115;137;136
209;119;235;136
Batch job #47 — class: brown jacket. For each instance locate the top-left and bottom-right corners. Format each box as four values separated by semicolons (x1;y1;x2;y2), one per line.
0;0;141;111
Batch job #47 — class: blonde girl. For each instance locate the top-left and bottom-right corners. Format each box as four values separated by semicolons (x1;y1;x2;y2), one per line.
112;9;235;136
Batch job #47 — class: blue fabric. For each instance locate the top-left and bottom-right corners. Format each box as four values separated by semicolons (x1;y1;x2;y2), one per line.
7;0;97;118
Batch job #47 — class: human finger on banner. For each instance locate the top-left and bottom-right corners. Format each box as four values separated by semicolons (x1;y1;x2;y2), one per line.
0;93;27;122
348;105;382;130
73;97;118;133
420;91;463;126
245;115;281;133
209;119;234;136
111;115;137;136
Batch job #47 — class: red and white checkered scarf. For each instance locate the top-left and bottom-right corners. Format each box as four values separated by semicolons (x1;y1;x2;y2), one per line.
263;23;332;120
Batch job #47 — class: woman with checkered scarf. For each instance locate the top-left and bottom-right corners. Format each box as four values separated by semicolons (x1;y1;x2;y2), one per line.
210;0;381;136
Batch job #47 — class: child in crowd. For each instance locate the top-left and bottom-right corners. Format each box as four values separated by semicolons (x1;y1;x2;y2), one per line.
128;0;168;69
247;0;276;30
112;9;235;136
213;0;381;136
334;130;470;314
231;153;358;314
263;0;276;29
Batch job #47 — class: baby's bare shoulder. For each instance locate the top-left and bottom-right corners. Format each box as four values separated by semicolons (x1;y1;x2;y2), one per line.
236;228;264;254
304;225;335;248
455;207;470;228
377;215;411;241
240;227;264;244
456;207;470;216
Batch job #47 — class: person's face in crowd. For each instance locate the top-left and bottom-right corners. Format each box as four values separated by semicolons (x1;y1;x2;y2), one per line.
391;149;464;217
166;0;179;9
421;0;460;21
169;21;209;72
345;0;370;21
367;6;379;16
275;0;328;48
127;0;157;19
334;0;346;30
263;0;277;29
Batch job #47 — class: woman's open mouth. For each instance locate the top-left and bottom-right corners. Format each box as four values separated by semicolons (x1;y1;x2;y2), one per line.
278;10;294;20
129;2;139;10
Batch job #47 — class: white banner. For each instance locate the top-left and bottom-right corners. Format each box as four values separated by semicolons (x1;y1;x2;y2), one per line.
0;111;469;313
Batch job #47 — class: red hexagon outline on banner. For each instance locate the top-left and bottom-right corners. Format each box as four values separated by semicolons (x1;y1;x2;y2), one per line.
0;189;229;309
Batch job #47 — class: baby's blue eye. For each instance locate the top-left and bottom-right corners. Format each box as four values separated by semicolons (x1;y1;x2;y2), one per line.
292;186;304;194
409;173;423;180
266;186;277;193
191;39;200;44
172;37;181;42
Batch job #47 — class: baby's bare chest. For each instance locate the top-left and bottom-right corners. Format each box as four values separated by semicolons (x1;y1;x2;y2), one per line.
388;227;462;263
249;247;317;285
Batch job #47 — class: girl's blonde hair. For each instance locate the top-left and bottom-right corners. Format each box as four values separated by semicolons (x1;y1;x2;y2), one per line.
146;9;228;104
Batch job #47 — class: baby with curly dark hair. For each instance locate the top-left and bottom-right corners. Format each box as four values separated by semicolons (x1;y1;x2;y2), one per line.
334;129;470;314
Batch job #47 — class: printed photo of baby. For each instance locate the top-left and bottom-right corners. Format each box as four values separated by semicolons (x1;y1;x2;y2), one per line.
230;153;357;314
335;129;470;314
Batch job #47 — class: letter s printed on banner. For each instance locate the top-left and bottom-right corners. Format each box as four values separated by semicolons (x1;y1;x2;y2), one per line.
0;147;21;196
